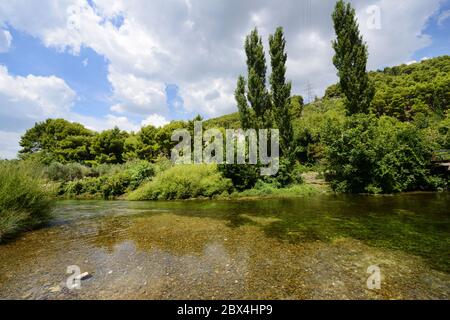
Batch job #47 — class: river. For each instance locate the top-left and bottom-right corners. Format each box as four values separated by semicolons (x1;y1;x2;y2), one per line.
0;193;449;299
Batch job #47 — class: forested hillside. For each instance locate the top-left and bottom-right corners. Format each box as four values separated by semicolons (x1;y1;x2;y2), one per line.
209;55;450;128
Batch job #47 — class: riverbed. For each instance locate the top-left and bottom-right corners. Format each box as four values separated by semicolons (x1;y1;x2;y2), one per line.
0;193;449;299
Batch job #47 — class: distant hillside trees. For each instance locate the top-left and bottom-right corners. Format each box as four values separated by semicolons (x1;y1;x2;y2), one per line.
325;56;450;120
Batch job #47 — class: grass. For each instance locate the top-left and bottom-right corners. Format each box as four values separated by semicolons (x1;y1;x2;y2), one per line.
226;182;322;199
0;161;53;242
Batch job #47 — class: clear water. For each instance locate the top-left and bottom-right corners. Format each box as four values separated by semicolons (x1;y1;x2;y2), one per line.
0;193;449;299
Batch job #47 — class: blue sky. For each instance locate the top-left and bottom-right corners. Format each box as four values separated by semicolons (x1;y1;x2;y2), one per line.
0;0;449;158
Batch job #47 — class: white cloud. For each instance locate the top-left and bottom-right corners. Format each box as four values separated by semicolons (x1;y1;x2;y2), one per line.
356;0;441;70
108;67;167;115
141;114;169;128
0;131;21;159
437;9;450;26
0;65;76;130
0;65;77;159
0;0;444;122
105;114;139;132
0;28;11;53
180;78;236;118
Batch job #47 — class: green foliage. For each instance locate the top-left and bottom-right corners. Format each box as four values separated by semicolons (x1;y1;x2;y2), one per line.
125;160;156;190
0;161;53;241
204;112;240;130
129;164;233;200
289;95;304;118
91;127;128;164
292;99;346;164
322;114;438;193
218;163;260;191
245;28;271;126
332;0;374;114
44;162;90;181
19;118;94;164
233;181;317;198
56;160;156;199
235;76;253;129
370;56;450;119
269;27;294;156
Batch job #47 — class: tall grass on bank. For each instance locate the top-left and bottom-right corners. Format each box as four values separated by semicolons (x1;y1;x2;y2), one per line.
0;161;53;242
128;164;233;200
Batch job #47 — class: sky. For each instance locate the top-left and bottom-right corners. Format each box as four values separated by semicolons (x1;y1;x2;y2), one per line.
0;0;449;159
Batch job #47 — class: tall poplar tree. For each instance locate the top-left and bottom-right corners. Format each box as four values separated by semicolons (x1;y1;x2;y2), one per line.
235;75;252;129
332;0;374;115
269;27;293;156
244;28;271;128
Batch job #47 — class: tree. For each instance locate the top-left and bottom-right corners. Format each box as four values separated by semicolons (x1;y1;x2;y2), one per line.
91;127;128;164
235;75;252;129
19;118;94;164
269;27;294;156
322;114;434;193
244;28;271;128
290;95;304;118
332;0;374;115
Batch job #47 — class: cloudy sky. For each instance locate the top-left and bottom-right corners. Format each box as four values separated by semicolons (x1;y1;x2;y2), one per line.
0;0;450;159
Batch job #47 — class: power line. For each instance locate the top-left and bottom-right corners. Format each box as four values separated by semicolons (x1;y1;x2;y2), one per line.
305;81;315;103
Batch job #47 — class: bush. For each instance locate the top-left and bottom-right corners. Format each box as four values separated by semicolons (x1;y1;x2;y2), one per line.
54;160;157;199
129;164;233;200
292;99;346;164
0;161;53;241
124;160;155;190
218;164;260;191
322;114;436;193
44;162;90;181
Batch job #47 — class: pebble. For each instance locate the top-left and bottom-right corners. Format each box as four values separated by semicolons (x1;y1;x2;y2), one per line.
49;285;61;293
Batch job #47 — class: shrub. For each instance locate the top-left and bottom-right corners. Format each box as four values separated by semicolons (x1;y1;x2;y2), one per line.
218;164;260;191
0;161;53;241
44;162;90;181
129;164;233;200
102;172;131;199
124;160;155;190
322;114;436;193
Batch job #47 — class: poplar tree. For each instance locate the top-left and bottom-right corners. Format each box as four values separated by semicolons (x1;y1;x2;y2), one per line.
235;75;252;129
269;27;293;155
244;28;271;128
332;0;374;115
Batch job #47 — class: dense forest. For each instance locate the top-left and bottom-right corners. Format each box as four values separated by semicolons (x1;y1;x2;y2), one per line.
1;0;449;241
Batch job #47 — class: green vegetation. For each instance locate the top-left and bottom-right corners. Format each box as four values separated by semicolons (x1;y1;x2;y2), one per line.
48;159;166;199
269;27;294;155
128;164;233;200
10;1;449;201
332;0;374;115
0;161;53;242
230;181;319;199
322;114;444;193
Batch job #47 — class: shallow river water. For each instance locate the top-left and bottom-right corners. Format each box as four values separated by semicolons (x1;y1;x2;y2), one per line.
0;193;449;299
